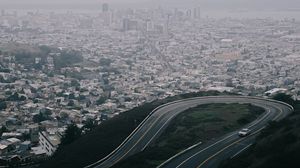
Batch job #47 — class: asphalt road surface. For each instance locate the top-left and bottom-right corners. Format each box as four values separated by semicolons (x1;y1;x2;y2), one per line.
85;96;293;168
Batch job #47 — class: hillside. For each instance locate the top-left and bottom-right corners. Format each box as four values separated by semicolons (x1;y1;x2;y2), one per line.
112;103;264;168
39;91;233;168
220;95;300;168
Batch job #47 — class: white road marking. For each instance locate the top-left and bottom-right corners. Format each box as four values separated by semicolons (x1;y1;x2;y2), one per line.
230;143;253;159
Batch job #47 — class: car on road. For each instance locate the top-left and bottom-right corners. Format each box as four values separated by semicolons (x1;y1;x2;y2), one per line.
238;128;251;137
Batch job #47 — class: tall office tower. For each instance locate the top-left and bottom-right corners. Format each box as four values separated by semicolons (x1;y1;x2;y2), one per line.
102;3;109;13
123;18;130;31
146;20;154;32
186;9;192;19
1;10;5;16
193;7;201;19
103;11;113;26
174;8;179;19
163;14;170;36
122;18;138;31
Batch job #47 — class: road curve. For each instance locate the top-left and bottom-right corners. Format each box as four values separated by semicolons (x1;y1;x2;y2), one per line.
85;96;294;168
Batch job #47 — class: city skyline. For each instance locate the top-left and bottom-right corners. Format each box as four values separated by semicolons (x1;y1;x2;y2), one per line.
1;0;300;9
0;1;300;168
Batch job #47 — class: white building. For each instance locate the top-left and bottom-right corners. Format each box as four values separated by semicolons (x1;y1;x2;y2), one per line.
265;88;288;96
39;131;61;156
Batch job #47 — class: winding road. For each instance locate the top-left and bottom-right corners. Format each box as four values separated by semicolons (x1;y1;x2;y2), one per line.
85;96;294;168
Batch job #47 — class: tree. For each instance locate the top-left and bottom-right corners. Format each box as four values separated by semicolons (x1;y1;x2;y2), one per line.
6;92;27;101
78;95;86;101
67;100;75;106
60;112;69;120
96;97;106;105
68;93;76;100
0;125;8;136
273;93;295;106
0;101;7;110
99;58;113;66
44;108;52;116
19;95;27;101
61;123;82;145
53;50;83;69
35;109;53;122
6;92;19;101
0;68;10;73
33;112;48;123
71;80;80;87
39;45;52;54
83;120;97;132
5;90;12;95
33;99;39;104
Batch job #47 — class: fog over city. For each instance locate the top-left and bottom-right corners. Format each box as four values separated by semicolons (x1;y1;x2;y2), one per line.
2;0;300;19
1;0;300;9
0;0;300;168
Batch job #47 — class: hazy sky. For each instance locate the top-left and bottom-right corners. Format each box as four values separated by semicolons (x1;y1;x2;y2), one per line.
1;0;300;10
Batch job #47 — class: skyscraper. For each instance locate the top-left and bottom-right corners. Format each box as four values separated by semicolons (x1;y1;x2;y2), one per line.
186;9;192;19
146;20;154;32
102;3;109;13
123;18;130;31
193;7;201;19
122;18;138;31
1;10;5;17
103;11;113;26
